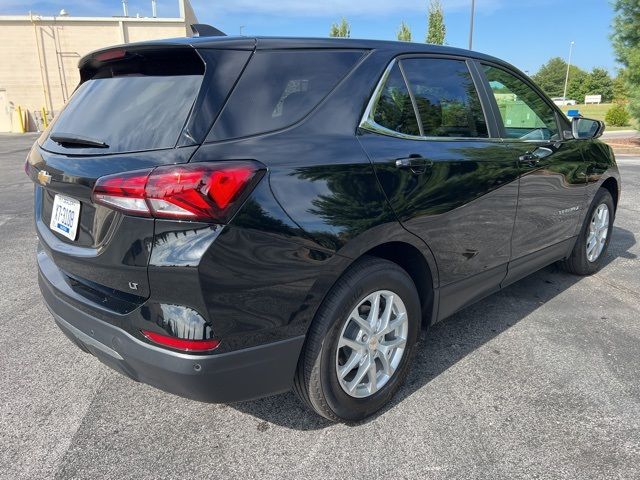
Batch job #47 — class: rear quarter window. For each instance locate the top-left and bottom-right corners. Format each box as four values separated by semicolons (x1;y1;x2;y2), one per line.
207;50;364;141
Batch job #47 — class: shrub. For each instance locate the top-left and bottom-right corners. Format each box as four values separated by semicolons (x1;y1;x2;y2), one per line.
605;103;631;126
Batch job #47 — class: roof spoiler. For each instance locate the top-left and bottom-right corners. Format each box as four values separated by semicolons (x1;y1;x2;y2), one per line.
191;24;226;37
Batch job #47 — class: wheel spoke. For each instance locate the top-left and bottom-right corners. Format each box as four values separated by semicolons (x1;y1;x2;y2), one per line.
377;351;393;376
380;312;406;336
347;358;370;392
366;293;381;329
601;209;609;228
349;313;372;334
597;227;608;241
367;358;378;394
378;294;394;333
338;351;362;379
379;337;406;353
338;336;364;352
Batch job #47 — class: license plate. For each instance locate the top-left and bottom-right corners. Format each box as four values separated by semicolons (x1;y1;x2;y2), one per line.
50;194;81;241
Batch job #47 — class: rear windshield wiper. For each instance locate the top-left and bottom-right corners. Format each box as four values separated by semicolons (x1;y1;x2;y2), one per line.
50;133;109;148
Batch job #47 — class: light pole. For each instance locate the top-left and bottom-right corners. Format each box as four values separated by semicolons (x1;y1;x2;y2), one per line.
562;41;575;101
468;0;475;50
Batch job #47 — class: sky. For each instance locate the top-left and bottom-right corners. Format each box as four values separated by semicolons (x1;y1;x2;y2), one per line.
0;0;619;75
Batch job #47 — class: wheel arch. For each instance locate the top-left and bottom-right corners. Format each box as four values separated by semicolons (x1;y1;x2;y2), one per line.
363;242;435;328
304;224;440;334
600;176;619;211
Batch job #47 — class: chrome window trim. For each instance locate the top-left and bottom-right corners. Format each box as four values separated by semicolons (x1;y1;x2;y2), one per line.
398;60;425;137
359;59;425;141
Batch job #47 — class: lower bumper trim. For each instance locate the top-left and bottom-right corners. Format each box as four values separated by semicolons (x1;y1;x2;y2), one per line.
39;262;306;404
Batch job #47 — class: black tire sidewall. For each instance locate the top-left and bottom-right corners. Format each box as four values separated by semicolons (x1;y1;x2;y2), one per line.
317;262;420;421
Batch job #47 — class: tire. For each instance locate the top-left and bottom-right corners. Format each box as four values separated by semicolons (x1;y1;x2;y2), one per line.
562;188;615;275
293;256;421;422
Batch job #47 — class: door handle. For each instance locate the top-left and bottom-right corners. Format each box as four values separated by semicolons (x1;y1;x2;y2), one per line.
519;146;554;166
519;152;540;165
395;155;433;174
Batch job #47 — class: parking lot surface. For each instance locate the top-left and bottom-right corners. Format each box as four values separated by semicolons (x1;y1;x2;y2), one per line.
1;134;639;479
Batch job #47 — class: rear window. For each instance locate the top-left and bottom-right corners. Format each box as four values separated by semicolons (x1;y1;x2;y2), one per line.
208;50;364;141
44;48;205;154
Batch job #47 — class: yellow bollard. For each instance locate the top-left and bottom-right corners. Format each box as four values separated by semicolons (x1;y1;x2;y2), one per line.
42;107;48;128
17;106;25;133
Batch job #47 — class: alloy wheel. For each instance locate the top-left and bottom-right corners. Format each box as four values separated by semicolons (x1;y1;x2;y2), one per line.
335;290;409;398
586;203;610;262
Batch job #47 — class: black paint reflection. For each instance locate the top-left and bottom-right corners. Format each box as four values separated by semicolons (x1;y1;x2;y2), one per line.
141;303;214;340
359;133;519;285
151;225;221;267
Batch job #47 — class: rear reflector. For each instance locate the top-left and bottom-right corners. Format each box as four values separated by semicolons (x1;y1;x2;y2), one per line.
92;161;263;223
142;330;220;352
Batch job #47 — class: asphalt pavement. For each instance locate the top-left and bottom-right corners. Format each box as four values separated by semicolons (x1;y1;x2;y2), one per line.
1;134;639;479
601;129;640;140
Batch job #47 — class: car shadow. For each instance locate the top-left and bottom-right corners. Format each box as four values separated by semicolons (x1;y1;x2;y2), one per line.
230;226;636;430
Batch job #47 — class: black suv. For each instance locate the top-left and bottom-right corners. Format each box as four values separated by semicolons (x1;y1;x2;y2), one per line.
26;35;620;422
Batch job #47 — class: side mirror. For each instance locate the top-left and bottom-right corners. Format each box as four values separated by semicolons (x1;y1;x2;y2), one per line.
571;117;605;140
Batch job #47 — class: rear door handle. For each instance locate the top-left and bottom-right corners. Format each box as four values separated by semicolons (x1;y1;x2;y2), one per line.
395;155;433;174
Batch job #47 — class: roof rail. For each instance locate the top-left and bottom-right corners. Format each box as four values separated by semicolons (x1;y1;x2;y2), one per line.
190;24;226;37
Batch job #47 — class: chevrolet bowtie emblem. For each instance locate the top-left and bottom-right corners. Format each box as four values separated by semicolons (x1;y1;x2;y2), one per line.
37;170;52;186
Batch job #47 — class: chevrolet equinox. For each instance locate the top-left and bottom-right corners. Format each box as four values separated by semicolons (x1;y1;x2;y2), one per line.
26;35;620;422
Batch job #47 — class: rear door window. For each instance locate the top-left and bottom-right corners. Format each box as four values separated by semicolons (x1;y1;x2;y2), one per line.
400;58;488;138
208;50;364;141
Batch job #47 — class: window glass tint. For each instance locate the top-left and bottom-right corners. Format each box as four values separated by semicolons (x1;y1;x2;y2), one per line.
45;48;210;154
401;58;488;138
209;50;363;140
371;63;420;136
483;64;559;140
49;76;201;153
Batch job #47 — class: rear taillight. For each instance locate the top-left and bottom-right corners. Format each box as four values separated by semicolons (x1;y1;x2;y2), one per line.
92;162;263;223
141;330;220;352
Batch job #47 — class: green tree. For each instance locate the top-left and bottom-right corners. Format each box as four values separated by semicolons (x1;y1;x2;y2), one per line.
532;57;586;98
397;21;412;42
613;70;629;101
566;69;589;102
329;17;351;38
611;0;640;121
426;0;446;45
581;67;614;102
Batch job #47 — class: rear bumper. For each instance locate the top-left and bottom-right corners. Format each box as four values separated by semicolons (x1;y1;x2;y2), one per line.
38;255;305;404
